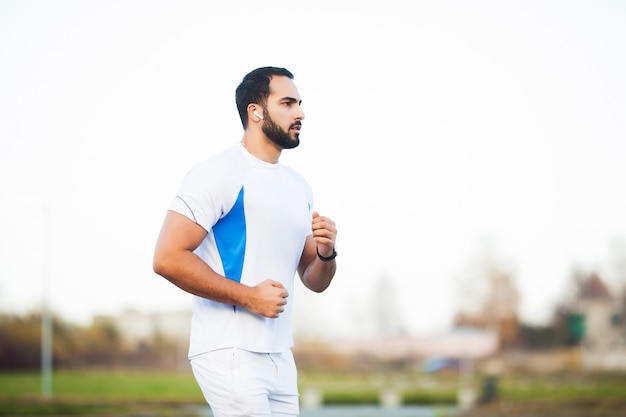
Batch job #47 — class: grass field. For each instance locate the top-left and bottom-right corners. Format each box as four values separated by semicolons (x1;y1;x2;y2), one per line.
1;371;203;402
1;370;625;416
0;371;206;416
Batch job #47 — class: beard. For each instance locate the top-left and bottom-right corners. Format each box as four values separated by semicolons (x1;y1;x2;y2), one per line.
262;113;300;150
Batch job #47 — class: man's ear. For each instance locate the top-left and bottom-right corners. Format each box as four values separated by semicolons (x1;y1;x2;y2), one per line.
248;105;264;122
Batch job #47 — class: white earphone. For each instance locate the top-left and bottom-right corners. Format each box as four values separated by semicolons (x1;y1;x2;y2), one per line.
253;111;264;120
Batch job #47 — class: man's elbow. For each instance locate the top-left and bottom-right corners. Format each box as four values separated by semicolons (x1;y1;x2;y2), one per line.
152;249;172;278
304;277;332;293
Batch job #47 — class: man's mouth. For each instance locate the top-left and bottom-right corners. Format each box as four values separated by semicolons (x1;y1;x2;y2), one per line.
290;122;301;132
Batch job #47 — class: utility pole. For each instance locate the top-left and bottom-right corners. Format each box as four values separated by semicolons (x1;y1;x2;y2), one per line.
41;204;53;398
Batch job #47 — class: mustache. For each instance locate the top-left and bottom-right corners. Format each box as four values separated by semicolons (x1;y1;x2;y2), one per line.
290;121;302;129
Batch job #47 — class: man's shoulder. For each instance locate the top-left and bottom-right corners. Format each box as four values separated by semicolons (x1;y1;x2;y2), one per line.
205;144;242;163
191;144;243;172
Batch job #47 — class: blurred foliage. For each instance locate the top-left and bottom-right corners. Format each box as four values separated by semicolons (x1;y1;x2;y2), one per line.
0;312;178;370
0;313;42;369
0;309;611;372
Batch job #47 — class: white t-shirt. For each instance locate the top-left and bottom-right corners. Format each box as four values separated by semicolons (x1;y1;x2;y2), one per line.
169;144;314;356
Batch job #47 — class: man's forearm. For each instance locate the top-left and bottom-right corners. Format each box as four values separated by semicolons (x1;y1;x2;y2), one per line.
301;258;336;293
153;249;250;306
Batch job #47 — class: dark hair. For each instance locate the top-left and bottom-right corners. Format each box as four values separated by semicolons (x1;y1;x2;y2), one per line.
235;67;294;128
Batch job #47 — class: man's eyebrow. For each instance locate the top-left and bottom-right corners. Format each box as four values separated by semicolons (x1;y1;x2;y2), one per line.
281;96;302;104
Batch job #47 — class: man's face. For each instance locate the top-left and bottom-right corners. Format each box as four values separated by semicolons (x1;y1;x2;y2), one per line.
262;76;305;150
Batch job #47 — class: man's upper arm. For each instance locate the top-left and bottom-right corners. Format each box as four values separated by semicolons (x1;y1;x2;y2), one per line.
156;210;208;254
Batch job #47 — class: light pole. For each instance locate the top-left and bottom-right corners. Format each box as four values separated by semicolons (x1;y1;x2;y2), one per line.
41;204;53;398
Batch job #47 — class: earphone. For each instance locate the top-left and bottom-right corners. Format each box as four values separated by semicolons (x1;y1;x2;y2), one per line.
253;111;264;120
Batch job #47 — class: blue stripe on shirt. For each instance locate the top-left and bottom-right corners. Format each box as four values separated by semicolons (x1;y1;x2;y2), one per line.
213;187;246;283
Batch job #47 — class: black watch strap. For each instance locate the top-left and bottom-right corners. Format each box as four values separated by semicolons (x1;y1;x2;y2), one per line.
317;247;337;261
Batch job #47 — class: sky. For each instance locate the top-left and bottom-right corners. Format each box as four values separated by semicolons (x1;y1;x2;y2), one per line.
1;0;625;340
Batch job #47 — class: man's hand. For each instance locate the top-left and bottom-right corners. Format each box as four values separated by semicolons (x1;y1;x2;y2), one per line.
247;279;289;318
311;211;337;258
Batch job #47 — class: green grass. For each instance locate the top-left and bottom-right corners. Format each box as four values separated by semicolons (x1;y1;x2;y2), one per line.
0;402;131;416
0;370;203;402
298;371;461;406
497;373;626;402
1;370;625;416
0;371;206;416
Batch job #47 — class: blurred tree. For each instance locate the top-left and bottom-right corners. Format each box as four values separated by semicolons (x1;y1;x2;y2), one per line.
453;244;520;348
516;323;560;350
608;238;626;286
608;238;626;336
0;313;42;369
0;311;180;370
371;273;405;337
78;317;123;366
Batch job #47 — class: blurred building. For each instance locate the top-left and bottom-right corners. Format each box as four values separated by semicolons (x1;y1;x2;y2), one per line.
332;328;499;363
567;274;626;371
109;308;191;346
454;272;520;348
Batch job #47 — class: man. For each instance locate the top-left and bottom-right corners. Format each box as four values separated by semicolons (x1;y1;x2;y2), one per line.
153;67;337;417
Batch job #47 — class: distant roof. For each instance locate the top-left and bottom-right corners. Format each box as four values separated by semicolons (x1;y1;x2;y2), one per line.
579;273;612;300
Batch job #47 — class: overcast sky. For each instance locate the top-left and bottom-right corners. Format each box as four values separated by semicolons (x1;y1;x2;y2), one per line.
1;0;625;339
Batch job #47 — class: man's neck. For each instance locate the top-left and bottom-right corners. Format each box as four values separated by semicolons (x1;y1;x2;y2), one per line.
241;134;281;164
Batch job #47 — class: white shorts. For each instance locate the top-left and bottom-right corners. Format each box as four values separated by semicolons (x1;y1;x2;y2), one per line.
189;348;300;417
